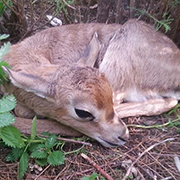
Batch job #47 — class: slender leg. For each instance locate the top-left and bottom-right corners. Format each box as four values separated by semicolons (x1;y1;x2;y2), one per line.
15;103;36;119
14;117;82;136
14;103;81;136
114;98;178;118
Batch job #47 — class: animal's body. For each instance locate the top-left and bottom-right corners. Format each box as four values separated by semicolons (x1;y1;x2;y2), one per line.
2;19;180;147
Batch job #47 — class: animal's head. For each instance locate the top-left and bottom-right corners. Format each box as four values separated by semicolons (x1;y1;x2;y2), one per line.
3;33;129;147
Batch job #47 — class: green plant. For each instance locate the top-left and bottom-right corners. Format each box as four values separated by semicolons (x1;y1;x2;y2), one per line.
133;8;173;33
129;0;180;33
0;34;11;82
0;0;13;16
82;173;105;180
128;104;180;134
54;0;74;14
0;34;15;127
3;116;86;179
0;34;85;179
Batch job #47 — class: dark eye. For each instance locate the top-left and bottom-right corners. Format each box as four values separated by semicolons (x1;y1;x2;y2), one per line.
75;108;94;120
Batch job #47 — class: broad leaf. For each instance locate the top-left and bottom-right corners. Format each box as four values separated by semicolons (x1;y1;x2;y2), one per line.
12;148;24;161
0;112;15;127
41;132;51;136
30;147;48;159
1;125;25;148
18;152;29;180
0;61;10;83
0;34;9;41
81;173;100;180
31;116;37;139
6;152;15;162
28;143;46;153
47;151;65;166
0;0;13;16
0;42;11;59
81;177;90;180
45;134;57;148
0;95;16;113
35;158;48;167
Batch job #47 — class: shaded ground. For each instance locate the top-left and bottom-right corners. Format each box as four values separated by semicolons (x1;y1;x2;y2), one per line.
0;114;180;180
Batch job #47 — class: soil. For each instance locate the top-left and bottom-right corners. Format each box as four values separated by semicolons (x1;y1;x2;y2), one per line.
0;115;180;180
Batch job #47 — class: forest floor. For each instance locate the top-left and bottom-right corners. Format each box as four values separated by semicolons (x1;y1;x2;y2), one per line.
1;114;180;180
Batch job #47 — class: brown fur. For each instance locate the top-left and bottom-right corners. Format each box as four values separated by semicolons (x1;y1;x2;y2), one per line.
2;19;180;147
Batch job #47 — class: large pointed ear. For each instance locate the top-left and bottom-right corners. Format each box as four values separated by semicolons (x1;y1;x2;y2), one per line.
77;32;101;67
2;66;56;100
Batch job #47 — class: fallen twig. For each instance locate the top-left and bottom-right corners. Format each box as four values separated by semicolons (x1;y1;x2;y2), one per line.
81;153;114;180
54;165;69;180
174;155;180;173
2;0;19;17
40;135;92;146
62;0;76;10
34;164;50;180
122;138;175;180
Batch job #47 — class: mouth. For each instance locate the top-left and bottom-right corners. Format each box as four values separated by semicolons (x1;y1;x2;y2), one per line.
99;137;126;147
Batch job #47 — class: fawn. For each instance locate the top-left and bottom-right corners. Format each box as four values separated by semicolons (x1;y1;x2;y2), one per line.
2;19;180;147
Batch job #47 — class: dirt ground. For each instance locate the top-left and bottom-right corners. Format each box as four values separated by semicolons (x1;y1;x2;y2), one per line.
0;114;180;180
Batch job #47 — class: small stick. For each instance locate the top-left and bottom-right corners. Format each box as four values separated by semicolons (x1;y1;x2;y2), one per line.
81;153;114;180
62;0;76;10
40;135;92;146
122;138;175;180
54;165;69;180
2;0;19;17
34;164;50;180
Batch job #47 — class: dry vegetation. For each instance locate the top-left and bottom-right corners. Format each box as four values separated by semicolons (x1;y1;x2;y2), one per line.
1;115;180;179
0;0;180;179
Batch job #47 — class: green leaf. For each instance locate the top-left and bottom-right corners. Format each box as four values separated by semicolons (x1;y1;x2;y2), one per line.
0;61;10;83
41;132;51;136
0;112;15;127
177;128;180;134
0;95;16;113
81;173;101;180
1;125;25;148
28;143;46;153
31;116;37;140
0;2;6;16
81;177;90;180
90;173;99;180
30;148;48;159
47;151;65;166
35;158;48;166
45;134;57;148
0;34;9;41
12;148;24;161
0;42;11;59
18;152;29;180
6;152;15;162
0;0;13;16
31;150;47;159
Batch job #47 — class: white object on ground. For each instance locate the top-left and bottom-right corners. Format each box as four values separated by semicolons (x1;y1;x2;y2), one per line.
46;15;62;26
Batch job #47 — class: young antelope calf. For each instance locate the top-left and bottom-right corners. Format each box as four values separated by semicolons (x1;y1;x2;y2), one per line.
2;19;180;147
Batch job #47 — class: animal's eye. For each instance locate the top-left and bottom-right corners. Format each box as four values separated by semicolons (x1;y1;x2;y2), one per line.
75;108;94;120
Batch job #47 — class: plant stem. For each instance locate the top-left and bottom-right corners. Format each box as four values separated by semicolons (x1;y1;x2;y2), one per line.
64;145;84;155
22;138;45;144
127;117;180;129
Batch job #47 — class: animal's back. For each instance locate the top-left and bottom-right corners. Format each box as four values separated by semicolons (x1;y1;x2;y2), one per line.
99;20;180;101
3;23;121;71
3;20;180;102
